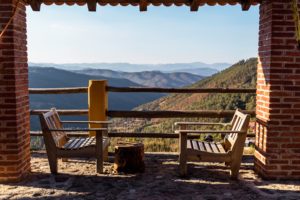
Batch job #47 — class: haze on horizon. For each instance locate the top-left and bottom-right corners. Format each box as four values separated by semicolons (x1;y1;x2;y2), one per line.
27;5;259;64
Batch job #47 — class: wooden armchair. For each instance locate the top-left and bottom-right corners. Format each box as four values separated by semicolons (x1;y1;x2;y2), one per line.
39;108;111;174
175;109;250;179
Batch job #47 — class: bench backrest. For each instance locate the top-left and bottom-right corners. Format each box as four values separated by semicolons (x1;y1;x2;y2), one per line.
39;108;68;149
225;109;250;154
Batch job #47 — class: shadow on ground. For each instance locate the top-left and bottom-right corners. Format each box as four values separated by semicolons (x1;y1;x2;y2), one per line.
1;152;299;200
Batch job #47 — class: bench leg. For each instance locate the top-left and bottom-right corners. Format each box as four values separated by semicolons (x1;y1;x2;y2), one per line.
96;130;103;174
179;132;187;176
47;153;58;174
179;152;187;176
230;160;241;180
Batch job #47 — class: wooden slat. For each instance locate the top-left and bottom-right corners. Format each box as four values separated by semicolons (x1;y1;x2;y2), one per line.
203;142;212;152
210;143;219;153
192;140;199;150
83;137;94;147
198;142;205;151
216;142;225;153
80;137;92;148
86;137;96;146
107;86;256;94
68;138;82;149
187;140;192;149
64;138;76;149
72;138;86;149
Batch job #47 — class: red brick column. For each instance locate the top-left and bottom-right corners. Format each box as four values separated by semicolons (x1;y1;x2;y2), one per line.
255;0;300;179
0;0;30;182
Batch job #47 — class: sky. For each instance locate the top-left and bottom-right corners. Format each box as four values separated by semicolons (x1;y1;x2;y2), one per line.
27;4;259;64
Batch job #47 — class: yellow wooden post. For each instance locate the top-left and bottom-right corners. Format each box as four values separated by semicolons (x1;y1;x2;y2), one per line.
88;80;108;136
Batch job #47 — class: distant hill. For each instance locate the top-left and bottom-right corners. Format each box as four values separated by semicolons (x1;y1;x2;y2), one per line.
74;69;204;88
29;67;163;130
169;67;218;76
132;58;257;133
29;62;230;75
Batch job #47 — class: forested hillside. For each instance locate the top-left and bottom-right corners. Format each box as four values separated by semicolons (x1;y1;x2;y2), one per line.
121;58;257;151
137;58;257;112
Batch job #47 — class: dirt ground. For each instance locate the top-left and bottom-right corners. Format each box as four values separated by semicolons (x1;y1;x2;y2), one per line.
1;151;299;200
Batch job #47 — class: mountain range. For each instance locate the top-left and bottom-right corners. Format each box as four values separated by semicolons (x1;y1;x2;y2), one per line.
29;62;227;75
29;66;206;129
73;69;204;88
28;60;252;131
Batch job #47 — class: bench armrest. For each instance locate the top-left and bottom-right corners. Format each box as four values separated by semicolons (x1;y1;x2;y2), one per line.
175;130;246;134
49;128;108;132
60;121;112;124
174;122;231;126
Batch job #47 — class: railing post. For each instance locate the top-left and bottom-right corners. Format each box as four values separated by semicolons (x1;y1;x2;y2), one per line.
88;80;108;136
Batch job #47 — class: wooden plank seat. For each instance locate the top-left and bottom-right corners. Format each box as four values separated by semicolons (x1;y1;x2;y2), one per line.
39;108;111;174
187;140;226;154
61;137;109;150
175;109;250;179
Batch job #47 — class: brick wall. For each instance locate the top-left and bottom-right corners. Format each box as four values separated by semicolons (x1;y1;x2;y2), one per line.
255;0;300;179
0;0;30;182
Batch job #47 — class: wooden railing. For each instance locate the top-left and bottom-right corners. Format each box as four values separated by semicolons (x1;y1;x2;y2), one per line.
29;86;256;138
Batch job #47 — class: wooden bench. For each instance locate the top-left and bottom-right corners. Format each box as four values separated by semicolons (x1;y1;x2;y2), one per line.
39;108;111;174
175;109;250;179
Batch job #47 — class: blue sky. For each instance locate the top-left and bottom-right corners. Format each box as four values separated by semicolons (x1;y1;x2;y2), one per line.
27;5;259;64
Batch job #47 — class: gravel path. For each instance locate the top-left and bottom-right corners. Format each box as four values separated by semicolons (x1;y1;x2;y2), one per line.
1;151;299;200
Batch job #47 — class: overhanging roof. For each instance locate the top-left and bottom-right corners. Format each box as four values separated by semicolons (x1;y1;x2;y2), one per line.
26;0;260;12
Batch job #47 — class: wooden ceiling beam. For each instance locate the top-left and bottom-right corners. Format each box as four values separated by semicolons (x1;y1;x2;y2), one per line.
190;0;199;12
29;0;42;11
87;0;97;12
140;0;148;12
240;0;251;11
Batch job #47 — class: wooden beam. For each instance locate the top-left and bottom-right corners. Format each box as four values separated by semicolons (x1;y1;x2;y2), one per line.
240;0;251;11
30;109;256;118
28;87;256;94
29;87;87;94
87;0;97;12
30;109;88;116
29;0;42;11
140;0;148;12
107;86;256;93
190;0;199;12
107;110;256;118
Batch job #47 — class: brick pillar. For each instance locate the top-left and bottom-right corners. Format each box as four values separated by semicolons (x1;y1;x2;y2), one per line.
0;0;30;182
255;0;300;179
